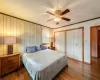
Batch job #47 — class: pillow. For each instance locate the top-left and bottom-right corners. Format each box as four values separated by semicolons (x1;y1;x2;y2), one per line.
36;45;41;51
40;44;47;50
26;46;37;53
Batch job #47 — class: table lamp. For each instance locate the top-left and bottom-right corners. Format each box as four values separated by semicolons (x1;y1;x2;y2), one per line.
4;36;16;54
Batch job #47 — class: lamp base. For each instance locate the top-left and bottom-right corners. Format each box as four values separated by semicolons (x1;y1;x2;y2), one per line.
50;42;53;48
8;45;13;54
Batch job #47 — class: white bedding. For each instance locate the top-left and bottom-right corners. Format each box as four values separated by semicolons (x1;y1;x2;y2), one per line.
22;49;68;80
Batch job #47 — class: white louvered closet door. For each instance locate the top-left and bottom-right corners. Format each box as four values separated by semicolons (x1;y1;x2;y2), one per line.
73;29;82;61
55;32;65;53
66;30;74;58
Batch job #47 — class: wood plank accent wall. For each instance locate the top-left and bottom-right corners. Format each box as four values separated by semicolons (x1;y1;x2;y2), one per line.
0;14;52;54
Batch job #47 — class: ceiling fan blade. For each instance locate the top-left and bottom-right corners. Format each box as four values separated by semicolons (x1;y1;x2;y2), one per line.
47;11;54;16
47;18;53;22
61;17;71;21
60;9;70;15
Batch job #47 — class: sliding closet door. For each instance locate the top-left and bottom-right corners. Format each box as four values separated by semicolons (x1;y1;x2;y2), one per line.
66;28;83;61
73;29;82;61
66;30;74;58
55;32;65;53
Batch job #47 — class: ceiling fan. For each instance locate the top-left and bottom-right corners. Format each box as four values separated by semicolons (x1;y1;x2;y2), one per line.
46;9;71;25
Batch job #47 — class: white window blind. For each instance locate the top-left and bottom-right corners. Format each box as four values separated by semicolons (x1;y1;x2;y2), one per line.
42;28;50;43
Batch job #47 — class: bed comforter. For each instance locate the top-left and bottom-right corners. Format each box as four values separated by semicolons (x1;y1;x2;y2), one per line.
22;49;68;80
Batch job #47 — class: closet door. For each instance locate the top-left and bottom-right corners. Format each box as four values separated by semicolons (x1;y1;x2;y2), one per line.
66;30;74;58
73;29;82;61
66;28;82;61
55;32;65;53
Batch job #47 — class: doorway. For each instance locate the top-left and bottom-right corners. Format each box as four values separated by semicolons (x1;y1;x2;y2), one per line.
91;26;100;64
97;30;100;58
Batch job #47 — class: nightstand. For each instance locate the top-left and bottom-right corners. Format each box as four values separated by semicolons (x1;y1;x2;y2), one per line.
0;53;20;78
48;47;55;50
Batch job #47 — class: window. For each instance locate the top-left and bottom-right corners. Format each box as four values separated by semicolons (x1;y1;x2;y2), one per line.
42;28;50;43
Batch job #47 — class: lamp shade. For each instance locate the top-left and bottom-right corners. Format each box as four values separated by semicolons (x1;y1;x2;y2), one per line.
4;36;16;44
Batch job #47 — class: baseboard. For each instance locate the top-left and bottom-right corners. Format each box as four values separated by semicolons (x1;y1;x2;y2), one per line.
84;61;91;65
67;57;91;65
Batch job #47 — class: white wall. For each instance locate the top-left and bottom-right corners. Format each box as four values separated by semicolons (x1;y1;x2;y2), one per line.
54;18;100;63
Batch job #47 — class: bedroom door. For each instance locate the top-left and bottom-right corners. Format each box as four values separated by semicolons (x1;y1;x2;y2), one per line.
98;30;100;58
55;31;65;53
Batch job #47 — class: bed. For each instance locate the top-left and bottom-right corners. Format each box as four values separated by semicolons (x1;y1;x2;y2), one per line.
22;49;68;80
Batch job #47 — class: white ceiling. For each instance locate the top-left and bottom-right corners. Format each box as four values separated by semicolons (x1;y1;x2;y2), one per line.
0;0;100;28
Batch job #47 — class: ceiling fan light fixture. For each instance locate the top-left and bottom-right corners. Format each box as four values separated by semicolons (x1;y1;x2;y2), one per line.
54;17;61;22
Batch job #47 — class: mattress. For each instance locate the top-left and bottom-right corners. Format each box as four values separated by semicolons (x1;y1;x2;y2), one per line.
22;49;68;80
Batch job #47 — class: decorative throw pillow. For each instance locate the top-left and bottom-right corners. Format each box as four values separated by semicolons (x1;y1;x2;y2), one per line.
40;44;47;50
36;45;41;51
26;46;37;53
